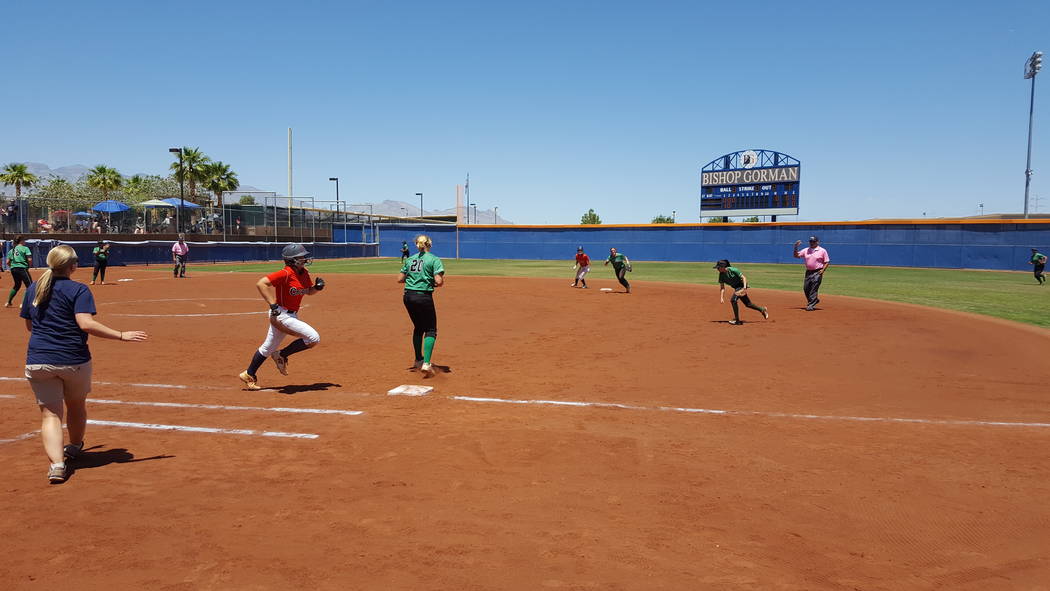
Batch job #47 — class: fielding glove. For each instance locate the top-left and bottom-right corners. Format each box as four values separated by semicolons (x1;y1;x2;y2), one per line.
313;277;325;291
269;303;280;317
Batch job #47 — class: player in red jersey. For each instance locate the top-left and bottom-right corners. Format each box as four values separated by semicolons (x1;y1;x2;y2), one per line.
238;244;325;390
571;246;591;288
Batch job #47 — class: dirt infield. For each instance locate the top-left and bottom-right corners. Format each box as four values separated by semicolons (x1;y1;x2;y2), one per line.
1;266;1049;590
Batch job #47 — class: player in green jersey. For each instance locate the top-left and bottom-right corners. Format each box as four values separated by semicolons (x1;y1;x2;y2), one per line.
90;240;110;285
713;259;768;325
603;247;632;293
398;235;445;377
6;236;33;308
1029;248;1047;285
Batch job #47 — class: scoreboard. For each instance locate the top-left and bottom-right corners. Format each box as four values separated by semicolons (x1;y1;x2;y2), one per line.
700;150;800;217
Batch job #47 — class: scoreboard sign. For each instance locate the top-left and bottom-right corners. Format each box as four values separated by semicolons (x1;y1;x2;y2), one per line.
700;149;800;217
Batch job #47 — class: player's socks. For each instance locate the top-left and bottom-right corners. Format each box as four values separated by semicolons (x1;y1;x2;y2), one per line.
423;336;436;364
280;338;310;358
7;289;15;305
412;330;424;359
246;352;267;377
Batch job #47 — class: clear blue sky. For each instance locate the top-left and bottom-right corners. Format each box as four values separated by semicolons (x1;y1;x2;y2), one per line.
5;0;1048;223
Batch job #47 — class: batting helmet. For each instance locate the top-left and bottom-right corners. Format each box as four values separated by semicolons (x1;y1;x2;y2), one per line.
282;243;311;265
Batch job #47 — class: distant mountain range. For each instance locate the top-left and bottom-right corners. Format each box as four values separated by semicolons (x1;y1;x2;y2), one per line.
3;163;511;223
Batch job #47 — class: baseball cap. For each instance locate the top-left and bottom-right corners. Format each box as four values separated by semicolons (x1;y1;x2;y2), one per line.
713;259;730;268
808;236;819;242
577;246;583;252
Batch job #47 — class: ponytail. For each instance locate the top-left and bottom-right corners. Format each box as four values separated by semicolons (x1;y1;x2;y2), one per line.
33;245;78;308
415;234;432;252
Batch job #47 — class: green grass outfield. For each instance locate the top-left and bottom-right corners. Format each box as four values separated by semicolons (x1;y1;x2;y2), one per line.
197;258;1050;328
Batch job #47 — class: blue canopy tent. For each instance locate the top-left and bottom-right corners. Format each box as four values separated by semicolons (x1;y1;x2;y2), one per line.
73;211;92;216
161;198;201;208
91;200;130;213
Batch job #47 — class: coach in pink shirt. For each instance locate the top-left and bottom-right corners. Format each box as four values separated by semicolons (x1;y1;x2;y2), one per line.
792;235;830;311
172;234;189;278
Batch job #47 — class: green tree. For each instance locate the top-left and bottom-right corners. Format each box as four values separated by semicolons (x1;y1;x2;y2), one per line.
0;162;40;198
122;174;150;202
580;208;602;224
169;146;211;203
239;195;257;205
706;216;732;223
651;214;674;224
742;216;761;223
86;165;123;201
201;161;239;206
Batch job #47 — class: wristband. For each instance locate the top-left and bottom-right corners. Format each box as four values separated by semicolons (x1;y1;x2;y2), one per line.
269;303;280;317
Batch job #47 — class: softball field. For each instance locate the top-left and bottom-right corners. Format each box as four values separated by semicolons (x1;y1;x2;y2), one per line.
1;265;1048;590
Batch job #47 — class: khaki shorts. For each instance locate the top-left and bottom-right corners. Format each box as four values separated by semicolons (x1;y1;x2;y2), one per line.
24;361;93;406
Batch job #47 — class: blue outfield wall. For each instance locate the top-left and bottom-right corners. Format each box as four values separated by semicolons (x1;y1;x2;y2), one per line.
376;221;1050;271
5;240;378;268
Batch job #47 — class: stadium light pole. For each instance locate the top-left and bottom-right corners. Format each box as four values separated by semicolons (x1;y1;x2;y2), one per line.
494;206;499;224
169;147;184;233
470;203;477;224
672;209;676;223
1023;50;1043;219
328;177;340;209
415;192;423;218
979;203;985;216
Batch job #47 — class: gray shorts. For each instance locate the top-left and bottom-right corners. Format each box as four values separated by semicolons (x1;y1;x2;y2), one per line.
24;361;93;406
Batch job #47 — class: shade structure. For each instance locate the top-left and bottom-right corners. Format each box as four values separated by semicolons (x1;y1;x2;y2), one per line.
92;200;130;213
73;211;92;216
162;197;201;209
139;199;174;208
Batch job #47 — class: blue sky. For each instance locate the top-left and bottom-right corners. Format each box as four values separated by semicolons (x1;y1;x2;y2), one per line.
4;0;1048;223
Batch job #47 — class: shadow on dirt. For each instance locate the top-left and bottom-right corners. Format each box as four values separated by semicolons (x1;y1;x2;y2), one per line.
273;382;342;395
65;446;174;482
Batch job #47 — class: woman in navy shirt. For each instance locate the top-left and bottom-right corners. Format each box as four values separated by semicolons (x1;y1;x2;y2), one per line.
20;245;147;484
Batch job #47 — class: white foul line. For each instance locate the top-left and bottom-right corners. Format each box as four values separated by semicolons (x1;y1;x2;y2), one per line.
450;396;1050;429
0;392;361;416
88;398;363;416
0;430;39;444
86;419;319;439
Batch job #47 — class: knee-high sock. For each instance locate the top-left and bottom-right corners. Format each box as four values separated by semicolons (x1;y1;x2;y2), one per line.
280;338;310;358
423;336;436;364
730;299;740;321
413;329;424;360
246;351;267;377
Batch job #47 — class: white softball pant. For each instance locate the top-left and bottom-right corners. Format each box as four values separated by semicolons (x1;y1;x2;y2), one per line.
575;265;590;282
257;307;320;356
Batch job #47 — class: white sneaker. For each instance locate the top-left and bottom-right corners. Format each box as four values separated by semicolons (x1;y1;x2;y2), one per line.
420;363;434;378
271;352;288;375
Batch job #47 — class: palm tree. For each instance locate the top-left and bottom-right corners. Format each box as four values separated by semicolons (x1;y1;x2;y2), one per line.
86;165;123;201
201;161;239;206
169;147;210;203
123;174;149;202
0;163;40;198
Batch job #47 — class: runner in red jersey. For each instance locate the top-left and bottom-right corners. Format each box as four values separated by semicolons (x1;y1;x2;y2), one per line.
571;246;591;288
238;244;326;391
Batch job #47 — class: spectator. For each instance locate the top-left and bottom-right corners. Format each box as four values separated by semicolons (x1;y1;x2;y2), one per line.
19;245;147;483
134;217;146;234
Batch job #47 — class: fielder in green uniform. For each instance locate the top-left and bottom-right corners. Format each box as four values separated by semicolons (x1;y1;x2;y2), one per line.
6;236;33;308
604;247;632;293
398;235;445;377
1030;248;1047;285
714;259;768;325
91;240;110;285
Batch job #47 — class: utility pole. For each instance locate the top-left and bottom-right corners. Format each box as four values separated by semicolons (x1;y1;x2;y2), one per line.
1023;51;1043;218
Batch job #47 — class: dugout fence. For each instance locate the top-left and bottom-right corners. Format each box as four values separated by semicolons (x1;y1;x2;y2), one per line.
2;239;378;268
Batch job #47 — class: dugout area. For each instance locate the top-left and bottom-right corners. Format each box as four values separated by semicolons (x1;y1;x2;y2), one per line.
1;267;1048;589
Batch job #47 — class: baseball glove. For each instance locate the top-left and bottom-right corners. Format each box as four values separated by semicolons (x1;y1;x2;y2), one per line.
626;264;633;272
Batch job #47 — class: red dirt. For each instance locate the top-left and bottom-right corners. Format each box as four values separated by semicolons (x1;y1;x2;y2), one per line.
1;266;1048;590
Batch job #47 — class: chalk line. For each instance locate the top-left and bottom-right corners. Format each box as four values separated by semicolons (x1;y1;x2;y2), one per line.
450;396;1050;429
86;419;318;439
89;398;363;416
